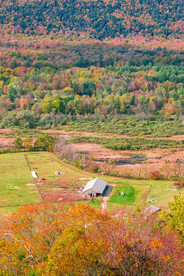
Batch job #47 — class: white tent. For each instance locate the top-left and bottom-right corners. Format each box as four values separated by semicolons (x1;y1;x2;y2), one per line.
31;171;38;179
82;178;107;197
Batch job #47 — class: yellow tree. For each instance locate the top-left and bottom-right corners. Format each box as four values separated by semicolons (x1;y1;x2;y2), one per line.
162;193;184;238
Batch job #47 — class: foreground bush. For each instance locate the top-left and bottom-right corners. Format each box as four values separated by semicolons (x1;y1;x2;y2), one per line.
0;203;183;275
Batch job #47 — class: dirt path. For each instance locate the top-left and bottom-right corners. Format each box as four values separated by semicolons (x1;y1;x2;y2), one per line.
0;137;14;148
0;129;13;134
100;197;110;214
140;185;152;203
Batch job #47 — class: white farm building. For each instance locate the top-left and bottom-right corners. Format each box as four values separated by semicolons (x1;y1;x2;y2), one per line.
82;178;107;197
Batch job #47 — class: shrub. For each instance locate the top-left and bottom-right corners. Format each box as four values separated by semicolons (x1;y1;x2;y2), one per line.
173;182;184;189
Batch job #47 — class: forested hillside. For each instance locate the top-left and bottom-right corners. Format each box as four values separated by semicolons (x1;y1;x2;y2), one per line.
0;0;183;38
0;0;183;134
0;36;184;135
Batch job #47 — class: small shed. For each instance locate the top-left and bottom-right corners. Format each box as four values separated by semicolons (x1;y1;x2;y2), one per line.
82;178;107;197
31;171;38;179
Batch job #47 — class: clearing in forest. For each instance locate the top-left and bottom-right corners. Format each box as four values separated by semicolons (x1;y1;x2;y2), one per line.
0;152;180;216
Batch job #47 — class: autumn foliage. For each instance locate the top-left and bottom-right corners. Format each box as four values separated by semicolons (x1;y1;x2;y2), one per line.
0;33;183;134
0;203;183;275
0;0;183;39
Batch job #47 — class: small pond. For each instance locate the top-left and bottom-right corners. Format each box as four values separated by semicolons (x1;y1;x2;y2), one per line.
95;155;147;165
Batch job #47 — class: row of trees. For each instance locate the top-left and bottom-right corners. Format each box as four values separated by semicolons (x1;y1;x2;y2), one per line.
13;134;56;152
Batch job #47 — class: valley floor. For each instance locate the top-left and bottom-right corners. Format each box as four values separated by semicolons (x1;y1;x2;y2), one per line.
0;152;181;217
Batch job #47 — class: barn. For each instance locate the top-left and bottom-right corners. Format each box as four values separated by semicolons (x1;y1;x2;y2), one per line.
82;178;107;197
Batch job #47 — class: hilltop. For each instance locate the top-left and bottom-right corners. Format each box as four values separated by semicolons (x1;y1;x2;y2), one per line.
0;0;183;39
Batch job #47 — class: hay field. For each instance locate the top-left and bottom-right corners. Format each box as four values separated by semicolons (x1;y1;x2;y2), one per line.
0;153;41;215
0;152;180;216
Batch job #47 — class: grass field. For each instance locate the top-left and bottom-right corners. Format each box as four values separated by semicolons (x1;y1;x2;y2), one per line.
0;153;41;215
109;185;149;205
104;177;180;211
0;152;181;216
25;152;86;182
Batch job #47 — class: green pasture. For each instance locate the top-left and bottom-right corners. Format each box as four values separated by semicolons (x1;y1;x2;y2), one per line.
109;185;147;204
0;152;181;216
0;153;41;215
105;178;180;211
78;199;102;210
25;152;86;181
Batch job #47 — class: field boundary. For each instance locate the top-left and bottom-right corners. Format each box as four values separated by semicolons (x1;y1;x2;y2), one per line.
141;185;152;204
24;154;44;201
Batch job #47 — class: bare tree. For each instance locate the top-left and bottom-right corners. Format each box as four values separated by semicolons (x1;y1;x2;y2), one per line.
54;136;79;163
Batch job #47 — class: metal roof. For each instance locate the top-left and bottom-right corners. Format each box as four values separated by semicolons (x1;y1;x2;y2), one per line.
82;178;107;194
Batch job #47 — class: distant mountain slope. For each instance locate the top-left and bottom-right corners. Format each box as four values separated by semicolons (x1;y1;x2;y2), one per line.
0;0;183;38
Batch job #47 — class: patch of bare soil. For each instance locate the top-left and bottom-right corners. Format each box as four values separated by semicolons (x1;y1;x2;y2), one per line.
0;129;13;134
36;177;86;203
140;186;151;202
71;143;127;159
152;135;184;141
42;129;184;141
0;138;14;148
42;129;117;139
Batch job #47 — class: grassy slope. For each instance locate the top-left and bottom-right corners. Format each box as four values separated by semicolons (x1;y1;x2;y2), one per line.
0;152;180;215
26;152;86;181
0;153;41;215
99;176;180;211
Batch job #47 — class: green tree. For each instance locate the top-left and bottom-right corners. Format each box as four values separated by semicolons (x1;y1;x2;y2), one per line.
51;98;66;113
13;137;23;149
16;110;36;128
8;86;17;102
0;112;18;128
24;138;33;151
41;98;52;113
62;87;74;95
34;135;56;152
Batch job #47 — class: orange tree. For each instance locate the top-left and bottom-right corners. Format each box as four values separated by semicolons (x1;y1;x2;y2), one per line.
0;203;183;275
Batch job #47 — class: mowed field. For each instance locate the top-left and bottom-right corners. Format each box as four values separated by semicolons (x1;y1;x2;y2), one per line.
0;152;181;216
0;153;41;216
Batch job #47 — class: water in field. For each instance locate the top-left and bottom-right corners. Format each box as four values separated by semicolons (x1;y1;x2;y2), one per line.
95;155;147;165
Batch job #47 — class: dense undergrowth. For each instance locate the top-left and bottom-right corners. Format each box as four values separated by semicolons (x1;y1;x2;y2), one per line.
66;117;184;137
70;136;184;150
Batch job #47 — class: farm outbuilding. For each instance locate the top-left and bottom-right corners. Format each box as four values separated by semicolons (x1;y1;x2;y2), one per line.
82;178;107;197
31;171;38;179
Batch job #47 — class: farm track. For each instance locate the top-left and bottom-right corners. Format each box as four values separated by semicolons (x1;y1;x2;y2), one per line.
141;185;152;203
24;154;44;201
